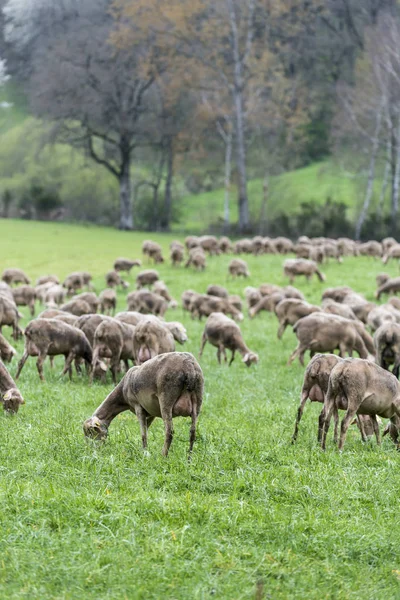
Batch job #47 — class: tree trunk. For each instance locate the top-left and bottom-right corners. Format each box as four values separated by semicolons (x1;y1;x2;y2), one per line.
234;88;249;233
377;137;391;219
161;138;174;232
355;103;383;239
224;128;233;232
119;154;133;230
391;121;400;224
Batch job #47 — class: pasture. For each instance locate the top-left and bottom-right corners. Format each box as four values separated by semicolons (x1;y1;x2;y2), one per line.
0;219;400;599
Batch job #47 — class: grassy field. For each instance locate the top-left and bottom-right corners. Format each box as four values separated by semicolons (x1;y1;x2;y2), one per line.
0;219;400;599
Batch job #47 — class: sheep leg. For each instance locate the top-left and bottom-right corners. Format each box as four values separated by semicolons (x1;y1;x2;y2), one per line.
199;333;207;358
135;405;149;450
287;344;301;365
338;409;358;451
222;347;227;363
356;415;368;442
277;320;287;340
49;356;54;369
37;351;48;382
292;391;309;443
229;349;235;366
160;403;174;457
370;414;381;445
321;403;335;450
333;404;339;444
15;350;29;380
188;394;199;457
61;352;75;380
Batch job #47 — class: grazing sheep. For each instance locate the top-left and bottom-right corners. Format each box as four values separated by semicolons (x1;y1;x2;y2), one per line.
207;284;229;299
382;237;397;253
153;281;172;302
84;352;204;457
185;248;206;271
142;240;165;264
185;236;200;250
75;314;111;347
72;292;99;313
0;282;14;301
228;294;243;312
321;359;400;451
374;322;400;377
12;285;36;317
274;237;294;254
127;290;168;317
249;292;285;319
105;270;129;290
389;297;400;311
133;318;175;365
199;312;258;367
322;286;354;303
382;243;400;265
190;294;243;321
367;305;400;332
91;318;135;383
288;314;369;366
99;289;117;316
60;298;92;317
181;290;199;312
115;311;145;327
38;308;65;319
219;236;232;253
2;268;30;286
376;273;391;287
304;312;375;356
44;284;67;307
0;333;16;363
322;298;357;320
0;360;24;414
376;277;400;300
36;275;59;286
170;245;184;266
16;319;93;381
0;295;23;340
274;299;322;339
113;258;141;273
63;271;93;295
283;259;325;284
199;235;220;256
234;239;253;254
136;270;159;289
53;313;79;326
228;259;250;278
358;240;383;258
245;287;262;311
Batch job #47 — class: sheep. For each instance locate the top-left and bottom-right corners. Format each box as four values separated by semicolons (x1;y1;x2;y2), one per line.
389;297;400;311
185;248;206;271
75;314;111;347
228;259;250;278
105;270;129;290
228;295;243;312
127;290;168;317
36;275;59;286
382;237;398;254
113;258;142;273
321;358;400;451
71;292;99;313
0;360;24;414
322;286;354;303
219;236;232;253
262;237;277;254
245;287;262;311
283;259;325;284
63;271;93;295
185;236;200;250
322;298;357;320
251;236;264;255
249;292;285;319
44;284;67;307
0;282;14;302
53;313;79;326
199;312;258;367
0;333;16;363
367;305;400;332
91;318;135;383
60;299;92;317
153;280;172;302
142;240;165;264
287;314;369;366
170;245;184;266
374;322;400;377
38;308;65;319
190;294;244;321
133;318;175;365
382;243;400;265
234;239;253;254
358;240;383;258
274;237;294;254
291;353;374;444
99;289;117;316
12;285;36;317
376;277;400;300
2;268;30;286
136;270;159;289
303;312;375;356
281;286;305;301
116;312;187;344
376;273;391;287
115;311;145;327
199;235;220;256
274;299;322;339
181;290;200;312
84;352;204;457
0;295;23;340
16;319;93;381
207;284;229;299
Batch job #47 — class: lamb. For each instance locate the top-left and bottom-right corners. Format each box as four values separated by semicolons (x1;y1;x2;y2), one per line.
170;245;184;266
36;275;59;286
228;259;250;278
133;318;175;365
190;294;244;321
283;259;325;284
2;268;30;286
113;258;142;273
321;358;400;451
0;295;23;340
71;292;99;313
199;312;258;367
136;270;159;289
274;299;322;339
12;285;36;317
288;314;369;366
207;284;229;299
44;284;67;307
60;298;92;317
0;333;16;363
374;322;400;377
105;270;129;290
91;318;135;383
127;290;168;317
376;277;400;300
185;248;206;271
0;360;24;414
16;319;93;381
99;289;117;316
84;352;204;457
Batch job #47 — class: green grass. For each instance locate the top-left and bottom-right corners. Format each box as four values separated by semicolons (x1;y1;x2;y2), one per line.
0;219;399;599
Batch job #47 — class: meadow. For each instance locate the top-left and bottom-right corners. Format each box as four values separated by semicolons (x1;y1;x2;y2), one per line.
0;219;399;599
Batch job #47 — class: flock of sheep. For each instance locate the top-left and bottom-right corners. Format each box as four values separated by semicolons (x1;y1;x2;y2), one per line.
2;233;400;457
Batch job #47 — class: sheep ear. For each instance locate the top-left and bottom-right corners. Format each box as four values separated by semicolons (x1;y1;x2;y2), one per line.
3;390;12;401
242;354;249;363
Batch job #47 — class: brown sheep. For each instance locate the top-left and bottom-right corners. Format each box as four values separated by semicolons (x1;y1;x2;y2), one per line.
274;299;322;339
199;235;220;256
0;282;14;301
84;352;204;457
283;259;325;284
115;311;145;327
133;318;175;365
367;305;400;332
219;236;232;253
12;285;36;317
153;281;172;302
249;292;285;319
99;289;117;316
2;268;30;286
16;319;93;381
199;312;258;367
288;314;369;366
142;240;165;264
0;295;23;340
38;308;65;319
63;271;93;295
91;319;135;383
376;273;391;287
382;237;397;254
305;312;375;356
0;360;24;414
0;333;16;363
127;290;168;317
228;295;243;312
36;275;59;286
374;322;400;377
72;293;99;313
53;313;79;326
382;243;400;265
181;290;200;312
185;236;200;250
75;314;111;347
190;294;243;321
185;248;206;271
322;299;357;320
322;286;354;303
136;270;159;289
274;237;294;254
358;240;383;258
228;259;250;278
245;287;262;311
321;359;400;451
234;239;253;254
170;245;184;266
207;284;229;299
376;277;400;300
44;284;67;307
113;258;142;273
60;299;92;317
105;270;129;290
